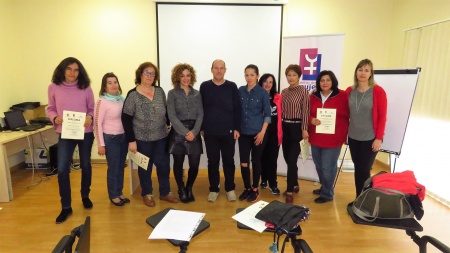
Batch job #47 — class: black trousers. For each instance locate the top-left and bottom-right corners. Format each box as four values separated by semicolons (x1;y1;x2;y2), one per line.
261;130;280;187
204;134;236;192
282;122;302;192
172;154;201;189
238;133;267;189
348;137;378;197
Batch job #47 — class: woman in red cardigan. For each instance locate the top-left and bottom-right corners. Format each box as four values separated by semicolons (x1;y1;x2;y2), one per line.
309;70;349;203
258;73;282;195
345;59;387;197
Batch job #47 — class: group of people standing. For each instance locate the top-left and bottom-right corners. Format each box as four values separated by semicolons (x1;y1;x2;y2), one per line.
47;56;386;224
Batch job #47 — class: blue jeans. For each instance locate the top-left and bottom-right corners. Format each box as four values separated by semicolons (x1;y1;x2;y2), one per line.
57;133;94;209
136;138;171;197
311;145;341;200
104;133;128;199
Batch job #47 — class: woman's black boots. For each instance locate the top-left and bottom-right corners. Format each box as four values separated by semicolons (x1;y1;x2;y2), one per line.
186;185;195;202
178;187;189;203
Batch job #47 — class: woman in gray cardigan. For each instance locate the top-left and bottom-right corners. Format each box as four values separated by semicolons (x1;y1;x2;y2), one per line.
167;63;204;203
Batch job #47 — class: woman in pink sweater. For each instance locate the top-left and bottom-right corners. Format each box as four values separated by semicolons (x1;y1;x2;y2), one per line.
94;73;129;206
47;57;95;224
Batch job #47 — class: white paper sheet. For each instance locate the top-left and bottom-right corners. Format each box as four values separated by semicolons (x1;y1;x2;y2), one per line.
128;151;150;170
149;210;205;241
61;110;86;140
300;139;311;163
231;200;269;233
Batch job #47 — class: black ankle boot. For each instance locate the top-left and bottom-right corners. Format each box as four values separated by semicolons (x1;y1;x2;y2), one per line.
178;187;189;203
186;186;195;202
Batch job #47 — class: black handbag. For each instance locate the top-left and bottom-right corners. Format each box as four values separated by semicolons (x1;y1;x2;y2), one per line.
255;201;311;253
255;200;310;234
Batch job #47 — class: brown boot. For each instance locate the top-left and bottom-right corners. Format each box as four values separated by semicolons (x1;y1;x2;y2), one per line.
160;193;179;203
143;194;155;207
285;192;294;204
283;186;300;196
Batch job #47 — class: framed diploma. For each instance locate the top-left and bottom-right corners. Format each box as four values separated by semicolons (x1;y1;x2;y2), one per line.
61;110;86;140
316;108;336;134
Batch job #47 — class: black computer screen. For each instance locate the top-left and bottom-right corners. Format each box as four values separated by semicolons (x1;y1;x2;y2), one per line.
4;111;27;129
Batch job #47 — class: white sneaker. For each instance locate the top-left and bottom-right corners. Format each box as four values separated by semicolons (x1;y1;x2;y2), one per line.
208;192;219;202
226;190;236;202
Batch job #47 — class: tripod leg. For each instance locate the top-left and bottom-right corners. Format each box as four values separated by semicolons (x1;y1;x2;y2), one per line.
179;242;189;253
333;144;348;189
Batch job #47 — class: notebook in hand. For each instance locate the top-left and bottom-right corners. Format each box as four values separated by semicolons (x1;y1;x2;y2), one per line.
4;111;45;131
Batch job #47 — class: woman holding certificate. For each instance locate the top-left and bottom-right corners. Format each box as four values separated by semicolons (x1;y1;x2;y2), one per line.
47;57;95;224
281;64;310;204
122;62;179;207
166;63;203;203
309;70;349;204
94;73;129;206
345;59;387;198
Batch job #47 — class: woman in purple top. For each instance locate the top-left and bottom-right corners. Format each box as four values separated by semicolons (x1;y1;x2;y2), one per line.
47;57;95;224
94;73;129;207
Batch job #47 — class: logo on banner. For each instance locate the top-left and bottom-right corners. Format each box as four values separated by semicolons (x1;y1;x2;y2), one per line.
299;48;322;91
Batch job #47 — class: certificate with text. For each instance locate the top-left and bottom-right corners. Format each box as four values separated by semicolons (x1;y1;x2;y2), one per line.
316;108;336;134
128;151;150;170
61;110;86;140
300;139;310;163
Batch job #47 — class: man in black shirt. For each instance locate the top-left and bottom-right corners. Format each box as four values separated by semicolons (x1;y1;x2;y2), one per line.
200;59;241;202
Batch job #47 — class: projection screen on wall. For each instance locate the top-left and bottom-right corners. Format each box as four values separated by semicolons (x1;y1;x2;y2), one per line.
156;3;283;91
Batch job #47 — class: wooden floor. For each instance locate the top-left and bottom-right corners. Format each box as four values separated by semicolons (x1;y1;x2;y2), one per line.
1;163;449;253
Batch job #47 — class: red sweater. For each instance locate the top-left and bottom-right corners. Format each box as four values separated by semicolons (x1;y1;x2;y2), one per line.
273;93;283;146
345;85;387;140
309;89;349;148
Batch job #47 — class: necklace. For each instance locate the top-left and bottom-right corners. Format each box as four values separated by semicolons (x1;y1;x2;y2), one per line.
355;90;367;112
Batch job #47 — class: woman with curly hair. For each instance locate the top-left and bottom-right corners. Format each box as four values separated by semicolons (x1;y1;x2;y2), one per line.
167;63;203;203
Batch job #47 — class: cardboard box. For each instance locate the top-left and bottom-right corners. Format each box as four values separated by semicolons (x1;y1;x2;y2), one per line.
22;105;47;121
25;147;50;169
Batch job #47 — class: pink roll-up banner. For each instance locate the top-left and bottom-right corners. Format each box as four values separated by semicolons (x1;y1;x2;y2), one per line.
278;34;345;182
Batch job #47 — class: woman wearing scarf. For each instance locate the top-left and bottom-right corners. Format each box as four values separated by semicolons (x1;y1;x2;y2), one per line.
94;73;130;206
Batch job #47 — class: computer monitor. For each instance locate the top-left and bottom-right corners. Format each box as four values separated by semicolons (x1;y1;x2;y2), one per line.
52;216;90;253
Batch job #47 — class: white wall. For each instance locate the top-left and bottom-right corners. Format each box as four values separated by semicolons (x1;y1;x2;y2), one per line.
2;0;450;169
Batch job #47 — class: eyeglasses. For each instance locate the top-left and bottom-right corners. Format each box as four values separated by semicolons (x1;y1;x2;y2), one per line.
143;71;156;77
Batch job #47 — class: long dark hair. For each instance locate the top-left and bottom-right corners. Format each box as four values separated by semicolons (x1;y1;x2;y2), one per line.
51;57;90;89
258;73;278;96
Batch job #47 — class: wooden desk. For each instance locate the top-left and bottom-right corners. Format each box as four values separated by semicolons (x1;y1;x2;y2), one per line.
0;126;58;202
